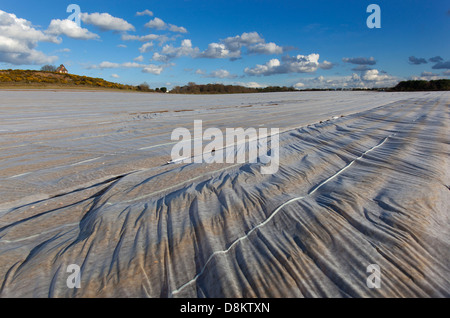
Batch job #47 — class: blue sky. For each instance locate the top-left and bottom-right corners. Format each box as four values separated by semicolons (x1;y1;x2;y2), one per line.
0;0;449;89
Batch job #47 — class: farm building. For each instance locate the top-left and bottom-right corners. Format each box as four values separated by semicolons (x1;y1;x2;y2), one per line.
56;64;68;74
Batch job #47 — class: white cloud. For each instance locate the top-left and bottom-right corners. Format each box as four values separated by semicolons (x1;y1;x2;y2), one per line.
117;44;127;48
57;48;71;53
409;71;446;81
201;42;239;59
201;32;273;59
145;17;166;30
294;71;399;89
149;31;283;62
87;60;167;75
152;31;281;61
152;52;169;63
206;69;237;79
245;54;320;76
95;61;120;69
47;19;99;40
168;24;187;33
122;34;158;41
134;55;144;62
248;42;283;55
319;60;334;70
222;32;264;52
88;61;146;69
233;81;267;88
142;64;164;74
121;33;171;45
244;58;281;76
80;12;135;32
153;39;200;62
145;17;188;34
136;10;153;17
139;42;154;53
111;74;120;78
0;10;59;65
421;71;439;77
361;69;390;81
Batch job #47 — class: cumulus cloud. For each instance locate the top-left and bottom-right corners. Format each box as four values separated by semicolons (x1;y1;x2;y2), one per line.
122;34;158;41
318;60;334;70
432;60;450;69
145;17;187;33
149;31;284;62
168;24;187;33
47;19;99;40
92;61;120;69
200;42;240;59
244;54;320;76
152;39;200;62
134;55;144;62
145;17;166;30
361;69;390;81
429;56;443;63
233;81;267;88
142;64;164;74
80;12;135;31
421;71;439;77
136;10;153;17
351;65;374;72
247;42;283;55
203;69;237;79
0;10;59;65
408;71;446;81
408;56;427;65
203;32;283;59
87;60;167;75
139;42;154;53
342;56;376;65
293;71;398;89
111;74;120;78
88;61;144;69
121;33;172;46
244;58;281;76
223;32;263;50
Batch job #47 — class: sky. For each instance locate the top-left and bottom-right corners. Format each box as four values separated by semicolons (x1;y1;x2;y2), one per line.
0;0;449;89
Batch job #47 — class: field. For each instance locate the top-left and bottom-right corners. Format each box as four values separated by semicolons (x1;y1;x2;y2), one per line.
0;90;448;297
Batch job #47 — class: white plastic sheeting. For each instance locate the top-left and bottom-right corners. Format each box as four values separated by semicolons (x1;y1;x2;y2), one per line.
0;90;448;297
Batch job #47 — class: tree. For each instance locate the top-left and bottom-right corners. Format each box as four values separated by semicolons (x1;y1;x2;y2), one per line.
160;87;167;93
137;82;150;92
41;65;57;72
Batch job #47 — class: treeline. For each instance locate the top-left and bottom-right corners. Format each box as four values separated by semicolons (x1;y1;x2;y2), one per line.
391;79;450;91
170;82;297;94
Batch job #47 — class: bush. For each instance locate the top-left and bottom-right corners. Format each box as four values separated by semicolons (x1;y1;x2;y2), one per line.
41;65;57;72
